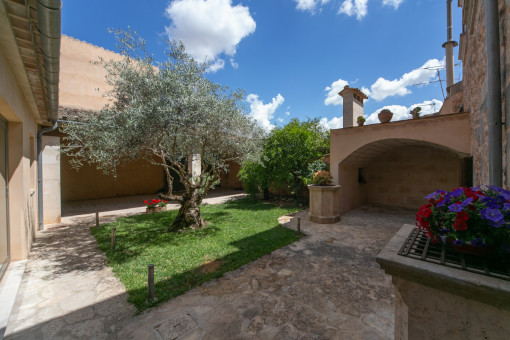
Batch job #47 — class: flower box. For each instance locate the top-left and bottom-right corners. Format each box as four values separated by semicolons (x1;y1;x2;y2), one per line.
146;206;165;214
416;185;510;255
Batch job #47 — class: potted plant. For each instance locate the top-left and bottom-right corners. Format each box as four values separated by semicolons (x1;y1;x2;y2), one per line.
311;170;333;186
378;109;393;123
308;171;341;224
410;106;422;119
145;198;168;213
357;116;366;127
416;185;510;255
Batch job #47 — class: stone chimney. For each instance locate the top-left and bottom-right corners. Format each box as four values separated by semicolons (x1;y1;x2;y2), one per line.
442;0;458;95
339;85;368;128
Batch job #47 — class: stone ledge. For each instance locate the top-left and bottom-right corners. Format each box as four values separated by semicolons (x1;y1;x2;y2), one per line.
376;224;510;311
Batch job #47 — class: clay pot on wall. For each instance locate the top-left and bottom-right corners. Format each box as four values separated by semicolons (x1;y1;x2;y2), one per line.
378;109;393;123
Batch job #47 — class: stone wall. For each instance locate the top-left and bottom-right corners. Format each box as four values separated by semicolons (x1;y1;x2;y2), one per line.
365;146;462;209
459;0;510;187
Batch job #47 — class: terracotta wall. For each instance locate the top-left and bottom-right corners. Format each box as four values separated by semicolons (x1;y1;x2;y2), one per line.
459;0;510;187
61;153;164;201
59;35;123;111
219;161;242;189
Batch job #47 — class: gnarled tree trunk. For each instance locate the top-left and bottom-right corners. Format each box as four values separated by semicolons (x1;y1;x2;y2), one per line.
169;188;205;230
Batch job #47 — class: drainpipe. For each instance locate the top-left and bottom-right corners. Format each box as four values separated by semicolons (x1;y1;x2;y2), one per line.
485;0;503;187
37;120;59;231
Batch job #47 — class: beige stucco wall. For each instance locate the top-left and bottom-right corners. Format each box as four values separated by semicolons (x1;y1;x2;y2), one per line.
42;136;61;224
59;35;123;111
0;43;39;260
459;0;510;187
331;114;470;213
60;154;164;202
330;113;471;184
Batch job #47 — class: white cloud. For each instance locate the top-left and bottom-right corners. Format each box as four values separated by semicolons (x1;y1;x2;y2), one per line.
367;59;444;101
165;0;256;66
285;111;291;116
230;58;239;69
246;93;285;131
382;0;404;9
277;117;284;123
320;116;343;130
365;99;443;124
338;0;368;20
295;0;317;11
206;58;225;73
324;78;349;106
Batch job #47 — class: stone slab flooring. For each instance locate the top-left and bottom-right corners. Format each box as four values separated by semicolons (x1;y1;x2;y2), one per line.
4;201;414;339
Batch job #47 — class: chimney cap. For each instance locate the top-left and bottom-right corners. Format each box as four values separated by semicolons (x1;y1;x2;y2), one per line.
338;86;368;100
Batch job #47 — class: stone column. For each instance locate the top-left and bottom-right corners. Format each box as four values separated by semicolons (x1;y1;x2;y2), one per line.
42;136;61;224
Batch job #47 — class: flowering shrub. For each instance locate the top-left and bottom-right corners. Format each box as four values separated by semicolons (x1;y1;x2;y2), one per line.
311;171;332;186
416;186;510;251
144;198;167;209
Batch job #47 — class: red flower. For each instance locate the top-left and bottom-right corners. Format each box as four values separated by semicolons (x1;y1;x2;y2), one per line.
453;211;469;231
144;200;148;204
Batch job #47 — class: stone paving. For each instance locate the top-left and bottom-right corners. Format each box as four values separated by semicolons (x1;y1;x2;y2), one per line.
4;195;414;339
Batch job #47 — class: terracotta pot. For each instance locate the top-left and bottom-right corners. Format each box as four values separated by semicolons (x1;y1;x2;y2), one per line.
146;206;165;214
378;110;393;123
357;120;365;126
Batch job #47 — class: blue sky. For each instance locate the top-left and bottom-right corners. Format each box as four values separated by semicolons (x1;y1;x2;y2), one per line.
61;0;462;131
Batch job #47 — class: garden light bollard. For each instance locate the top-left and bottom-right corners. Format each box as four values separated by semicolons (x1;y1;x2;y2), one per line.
95;212;99;227
148;264;155;303
111;228;116;251
297;217;301;236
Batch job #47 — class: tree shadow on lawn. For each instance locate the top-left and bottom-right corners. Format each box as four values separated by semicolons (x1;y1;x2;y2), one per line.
125;224;300;312
91;210;224;264
217;198;294;212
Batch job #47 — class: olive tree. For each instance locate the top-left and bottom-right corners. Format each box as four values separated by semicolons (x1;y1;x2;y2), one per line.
61;30;263;230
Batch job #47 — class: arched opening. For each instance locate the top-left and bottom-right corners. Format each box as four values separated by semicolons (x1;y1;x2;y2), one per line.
337;139;472;213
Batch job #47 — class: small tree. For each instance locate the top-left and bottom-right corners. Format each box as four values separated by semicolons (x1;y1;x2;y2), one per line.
61;30;263;230
240;118;329;198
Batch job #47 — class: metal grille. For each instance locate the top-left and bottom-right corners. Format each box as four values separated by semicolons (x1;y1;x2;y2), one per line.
398;228;510;281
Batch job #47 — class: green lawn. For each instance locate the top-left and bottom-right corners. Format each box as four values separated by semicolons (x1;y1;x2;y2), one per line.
91;198;300;312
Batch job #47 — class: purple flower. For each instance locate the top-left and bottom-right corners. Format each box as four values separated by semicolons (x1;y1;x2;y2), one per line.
453;239;463;246
437;199;446;207
461;197;473;207
439;234;447;243
425;190;446;200
450;188;464;197
503;203;510;211
480;208;505;227
448;203;463;212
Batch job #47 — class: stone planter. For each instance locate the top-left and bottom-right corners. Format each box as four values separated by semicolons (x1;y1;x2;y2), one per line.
308;185;341;224
146;206;166;214
377;224;510;339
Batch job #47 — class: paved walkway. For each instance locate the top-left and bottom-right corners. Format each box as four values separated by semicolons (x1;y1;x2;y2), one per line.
4;194;414;339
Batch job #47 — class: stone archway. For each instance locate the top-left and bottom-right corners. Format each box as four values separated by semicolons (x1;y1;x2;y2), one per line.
336;139;471;213
328;113;472;213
